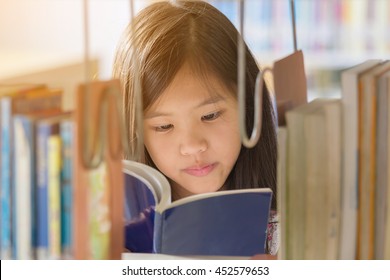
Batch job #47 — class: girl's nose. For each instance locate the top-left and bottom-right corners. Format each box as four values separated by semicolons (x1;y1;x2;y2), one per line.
179;129;208;156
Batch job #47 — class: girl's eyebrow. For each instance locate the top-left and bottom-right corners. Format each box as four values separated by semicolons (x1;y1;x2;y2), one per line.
196;95;225;109
144;96;226;119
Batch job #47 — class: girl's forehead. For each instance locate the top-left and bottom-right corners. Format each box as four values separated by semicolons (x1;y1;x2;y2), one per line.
165;68;231;99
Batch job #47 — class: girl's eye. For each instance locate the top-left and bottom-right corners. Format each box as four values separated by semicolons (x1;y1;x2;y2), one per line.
155;124;173;132
201;111;221;121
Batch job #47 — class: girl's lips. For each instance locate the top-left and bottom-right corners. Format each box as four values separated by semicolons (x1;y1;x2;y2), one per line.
183;163;216;177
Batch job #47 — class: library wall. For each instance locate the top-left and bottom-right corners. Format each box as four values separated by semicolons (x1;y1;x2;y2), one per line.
0;0;131;84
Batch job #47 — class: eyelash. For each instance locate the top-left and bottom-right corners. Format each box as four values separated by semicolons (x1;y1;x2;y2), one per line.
155;124;173;132
153;111;222;132
201;111;222;121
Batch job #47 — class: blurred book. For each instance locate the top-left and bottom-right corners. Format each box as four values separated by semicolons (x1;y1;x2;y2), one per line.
340;59;382;259
35;113;72;260
284;98;341;259
356;61;390;260
12;111;69;260
1;85;62;259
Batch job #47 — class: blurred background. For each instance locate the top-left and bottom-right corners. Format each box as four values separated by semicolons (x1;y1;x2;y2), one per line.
1;0;389;108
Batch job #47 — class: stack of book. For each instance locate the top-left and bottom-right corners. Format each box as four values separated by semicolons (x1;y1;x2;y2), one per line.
0;84;71;260
278;60;390;260
0;80;124;260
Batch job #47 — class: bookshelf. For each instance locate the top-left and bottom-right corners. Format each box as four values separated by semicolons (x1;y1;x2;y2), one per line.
210;0;390;100
0;0;389;260
2;0;388;99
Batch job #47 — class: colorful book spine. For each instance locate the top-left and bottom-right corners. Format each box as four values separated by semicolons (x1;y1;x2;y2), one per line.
36;123;50;259
48;134;62;260
12;115;35;259
60;120;74;259
88;163;111;260
0;98;12;259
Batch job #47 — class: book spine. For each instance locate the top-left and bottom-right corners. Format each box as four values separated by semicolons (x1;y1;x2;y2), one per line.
13;116;34;259
36;124;50;259
48;134;62;260
385;77;390;260
87;163;111;259
0;98;12;259
152;211;163;254
374;73;389;259
60;120;73;259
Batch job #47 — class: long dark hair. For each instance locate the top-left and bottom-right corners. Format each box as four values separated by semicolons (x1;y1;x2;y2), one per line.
113;0;277;209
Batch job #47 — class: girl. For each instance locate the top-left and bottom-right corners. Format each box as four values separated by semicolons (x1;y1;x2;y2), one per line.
113;0;278;255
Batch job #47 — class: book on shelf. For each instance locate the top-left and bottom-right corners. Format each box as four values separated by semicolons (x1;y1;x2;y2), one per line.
0;84;45;259
35;112;72;260
304;98;341;260
73;79;124;260
59;119;74;259
0;84;63;260
47;131;62;260
123;159;273;257
376;70;390;260
340;59;382;260
356;61;390;260
276;126;287;260
12;111;70;260
284;98;342;260
284;102;311;260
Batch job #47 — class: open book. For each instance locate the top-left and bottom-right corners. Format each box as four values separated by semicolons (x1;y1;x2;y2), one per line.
123;160;273;257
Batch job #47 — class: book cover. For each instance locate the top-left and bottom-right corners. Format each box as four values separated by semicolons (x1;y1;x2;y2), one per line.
73;79;124;260
123;160;273;257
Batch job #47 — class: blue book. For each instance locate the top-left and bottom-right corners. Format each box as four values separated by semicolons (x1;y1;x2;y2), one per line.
12;112;64;259
1;98;12;259
123;160;272;257
35;113;70;259
35;120;52;259
0;85;62;259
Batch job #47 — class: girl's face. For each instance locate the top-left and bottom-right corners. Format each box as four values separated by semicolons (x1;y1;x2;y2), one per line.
143;64;242;200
